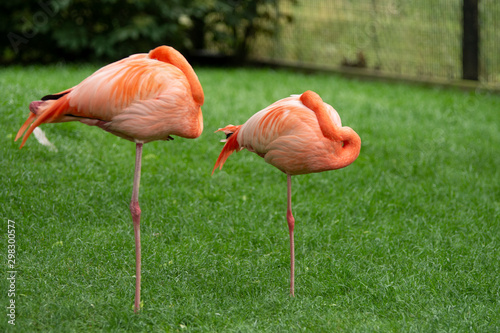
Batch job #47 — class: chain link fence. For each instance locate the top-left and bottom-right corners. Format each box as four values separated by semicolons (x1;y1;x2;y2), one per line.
249;0;500;86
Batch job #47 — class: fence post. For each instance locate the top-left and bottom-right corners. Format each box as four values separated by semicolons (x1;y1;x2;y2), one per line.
462;0;479;80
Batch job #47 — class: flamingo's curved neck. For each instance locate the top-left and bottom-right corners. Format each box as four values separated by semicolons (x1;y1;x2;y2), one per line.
149;46;204;106
332;127;361;170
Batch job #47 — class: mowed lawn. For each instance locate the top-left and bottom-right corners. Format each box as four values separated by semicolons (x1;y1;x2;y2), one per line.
1;64;499;331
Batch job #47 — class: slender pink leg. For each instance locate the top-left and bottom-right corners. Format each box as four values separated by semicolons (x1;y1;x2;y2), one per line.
287;174;295;297
131;142;143;312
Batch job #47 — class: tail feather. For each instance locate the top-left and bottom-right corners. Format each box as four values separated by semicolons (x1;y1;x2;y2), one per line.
33;127;58;152
15;112;36;142
16;96;71;149
212;125;242;175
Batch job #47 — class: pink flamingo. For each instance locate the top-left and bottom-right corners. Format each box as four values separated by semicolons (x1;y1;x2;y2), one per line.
16;45;204;312
213;90;361;296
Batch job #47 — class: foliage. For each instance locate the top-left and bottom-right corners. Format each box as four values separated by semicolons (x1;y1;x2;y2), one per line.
0;0;295;64
188;0;296;62
1;0;193;63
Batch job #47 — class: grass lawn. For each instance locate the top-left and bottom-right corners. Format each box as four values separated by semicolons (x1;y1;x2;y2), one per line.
1;64;499;331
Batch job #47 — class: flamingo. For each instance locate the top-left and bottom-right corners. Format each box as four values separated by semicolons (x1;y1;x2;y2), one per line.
212;90;361;296
15;45;204;312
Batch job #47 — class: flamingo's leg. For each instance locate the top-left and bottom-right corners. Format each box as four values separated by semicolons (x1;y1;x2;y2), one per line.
287;174;295;297
131;142;143;312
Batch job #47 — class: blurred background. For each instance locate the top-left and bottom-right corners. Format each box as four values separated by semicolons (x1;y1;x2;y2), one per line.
1;0;499;88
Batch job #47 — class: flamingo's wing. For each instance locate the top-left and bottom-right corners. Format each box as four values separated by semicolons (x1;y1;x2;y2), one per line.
66;55;183;120
237;96;317;153
235;93;345;174
16;53;191;147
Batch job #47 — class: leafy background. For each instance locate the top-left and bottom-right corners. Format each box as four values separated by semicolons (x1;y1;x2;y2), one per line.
1;0;293;64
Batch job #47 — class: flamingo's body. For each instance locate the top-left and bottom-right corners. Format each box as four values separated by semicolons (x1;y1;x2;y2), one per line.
213;90;361;296
16;45;204;312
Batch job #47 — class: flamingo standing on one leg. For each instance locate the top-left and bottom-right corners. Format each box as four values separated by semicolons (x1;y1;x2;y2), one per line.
15;45;204;312
212;90;361;296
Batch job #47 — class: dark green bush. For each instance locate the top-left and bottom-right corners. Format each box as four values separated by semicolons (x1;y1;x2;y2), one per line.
1;0;295;64
1;0;192;63
188;0;296;62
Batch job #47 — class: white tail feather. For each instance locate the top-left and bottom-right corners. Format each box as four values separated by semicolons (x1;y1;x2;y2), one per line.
33;127;58;152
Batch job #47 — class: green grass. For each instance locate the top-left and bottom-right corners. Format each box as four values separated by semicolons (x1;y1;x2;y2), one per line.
1;64;500;331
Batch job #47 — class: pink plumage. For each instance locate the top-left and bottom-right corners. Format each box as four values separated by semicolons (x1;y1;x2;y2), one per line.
16;45;203;147
213;90;361;296
16;45;204;312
